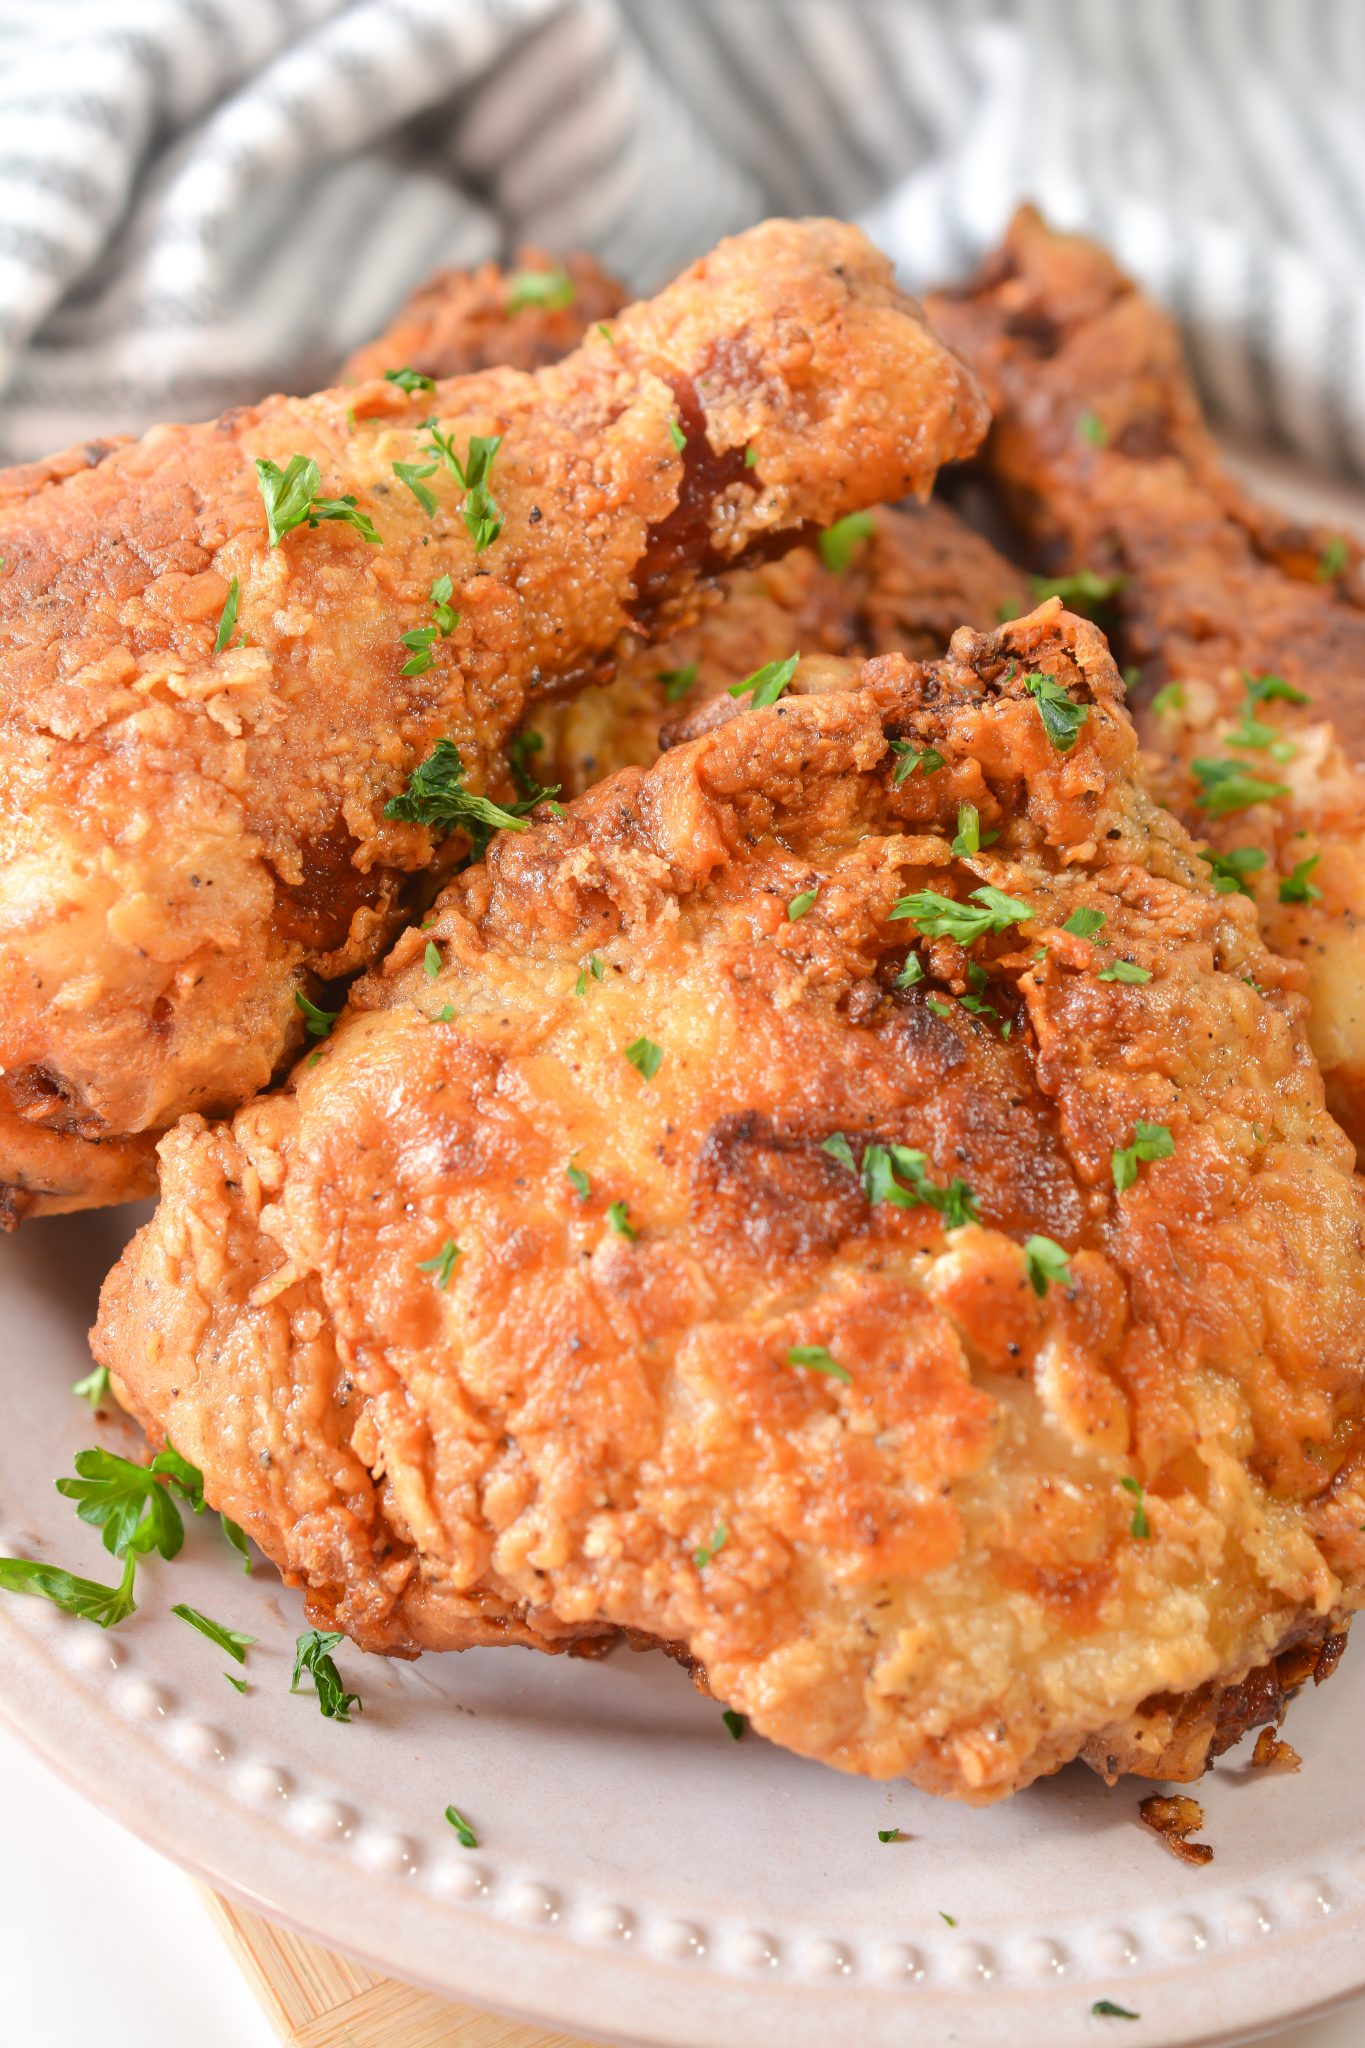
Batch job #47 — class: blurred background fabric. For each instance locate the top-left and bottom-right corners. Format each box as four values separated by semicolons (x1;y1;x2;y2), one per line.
1;0;1363;473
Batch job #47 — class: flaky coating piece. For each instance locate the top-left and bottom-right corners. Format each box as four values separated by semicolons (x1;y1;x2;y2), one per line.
341;248;628;384
929;206;1365;1153
96;602;1365;1801
0;216;987;1225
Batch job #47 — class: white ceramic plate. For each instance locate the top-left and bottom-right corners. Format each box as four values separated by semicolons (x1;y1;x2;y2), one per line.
4;451;1365;2048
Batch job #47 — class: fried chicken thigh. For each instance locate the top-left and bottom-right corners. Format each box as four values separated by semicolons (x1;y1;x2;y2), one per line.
929;207;1365;1152
0;219;987;1225
95;602;1365;1801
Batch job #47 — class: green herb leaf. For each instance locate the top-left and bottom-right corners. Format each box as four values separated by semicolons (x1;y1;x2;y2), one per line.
888;886;1032;945
1024;1234;1074;1297
788;883;819;920
1203;845;1267;896
1023;671;1089;752
606;1200;638;1241
1098;960;1152;984
429;572;458;635
567;1161;590;1200
728;653;798;709
786;1344;852;1385
295;989;340;1040
1029;568;1126;618
417;1238;460;1288
624;1035;663;1080
1279;854;1322;904
220;1514;253;1573
172;1603;256;1665
877;1828;901;1843
55;1447;184;1560
213;576;241;654
694;1521;728;1570
575;953;606;996
887;739;946;784
817;509;876;574
151;1440;205;1512
72;1365;110;1410
385;739;531;856
950;800;998;858
721;1709;746;1741
393;459;439;516
255;455;381;548
1111;1120;1174;1193
0;1552;136;1628
225;1672;248;1693
668;416;687;452
1062;906;1106;938
1078;409;1108;446
291;1629;361;1722
658;662;699;702
422;940;442;978
1192;757;1289;817
1119;1475;1150;1540
1150;681;1186;717
939;1911;957;1927
926;995;953;1017
861;1142;981;1227
893;952;924;987
1091;2000;1140;2020
505;265;576;313
821;1132;856;1171
384;367;436;394
1243;669;1309;707
1317;535;1349;581
445;1803;478;1847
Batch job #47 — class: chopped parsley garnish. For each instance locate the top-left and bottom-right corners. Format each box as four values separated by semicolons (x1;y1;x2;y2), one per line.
788;883;819;920
575;954;606;996
1203;846;1266;896
385;738;531;854
658;662;698;702
694;1522;728;1570
172;1603;256;1664
1062;906;1106;938
445;1804;478;1847
1119;1475;1150;1540
1029;568;1126;617
595;322;613;342
606;1200;638;1241
859;1142;981;1227
877;1828;901;1843
787;1344;852;1384
926;996;953;1018
1092;2001;1140;2020
417;1238;460;1288
430;1003;455;1024
1150;681;1186;717
1098;960;1151;984
817;509;876;574
392;459;439;516
1317;535;1349;581
893;953;924;987
721;1709;746;1741
1078;409;1107;445
295;989;339;1039
1023;671;1089;752
55;1446;188;1561
1243;669;1309;707
255;455;380;548
1191;757;1289;816
384;366;435;394
889;885;1032;945
72;1365;109;1410
668;416;687;453
624;1035;663;1080
744;445;758;467
221;1515;252;1572
0;1553;136;1628
429;572;458;634
213;576;240;654
419;426;503;552
1111;1120;1174;1192
939;1911;957;1927
567;1160;590;1200
728;652;798;709
887;738;945;783
151;1441;206;1512
821;1132;856;1170
950;801;997;858
1226;708;1296;762
423;940;441;977
1279;854;1322;904
292;1629;361;1722
1024;1234;1073;1296
225;1673;248;1694
505;265;576;313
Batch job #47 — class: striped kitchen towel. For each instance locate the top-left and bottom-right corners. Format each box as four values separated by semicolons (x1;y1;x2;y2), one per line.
1;0;1364;478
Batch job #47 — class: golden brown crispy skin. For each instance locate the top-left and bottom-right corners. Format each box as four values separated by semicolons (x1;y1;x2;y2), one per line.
0;217;987;1224
929;206;1365;1152
342;249;627;385
95;602;1365;1801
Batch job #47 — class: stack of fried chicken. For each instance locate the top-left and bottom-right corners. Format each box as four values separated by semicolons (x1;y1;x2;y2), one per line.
4;209;1364;1803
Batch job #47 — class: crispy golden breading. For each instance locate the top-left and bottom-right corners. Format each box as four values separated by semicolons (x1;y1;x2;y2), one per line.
527;502;1029;798
0;217;987;1225
341;248;627;385
929;207;1365;1152
95;602;1365;1802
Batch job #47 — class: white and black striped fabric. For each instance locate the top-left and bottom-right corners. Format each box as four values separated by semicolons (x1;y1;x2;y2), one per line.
2;0;1364;475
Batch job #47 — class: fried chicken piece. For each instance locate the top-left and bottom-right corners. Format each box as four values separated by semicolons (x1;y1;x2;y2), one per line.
0;218;987;1226
928;207;1365;1152
95;602;1365;1802
341;248;627;385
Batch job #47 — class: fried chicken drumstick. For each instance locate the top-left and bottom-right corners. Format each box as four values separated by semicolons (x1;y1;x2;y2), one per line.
929;206;1365;1153
95;602;1365;1801
0;218;987;1226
